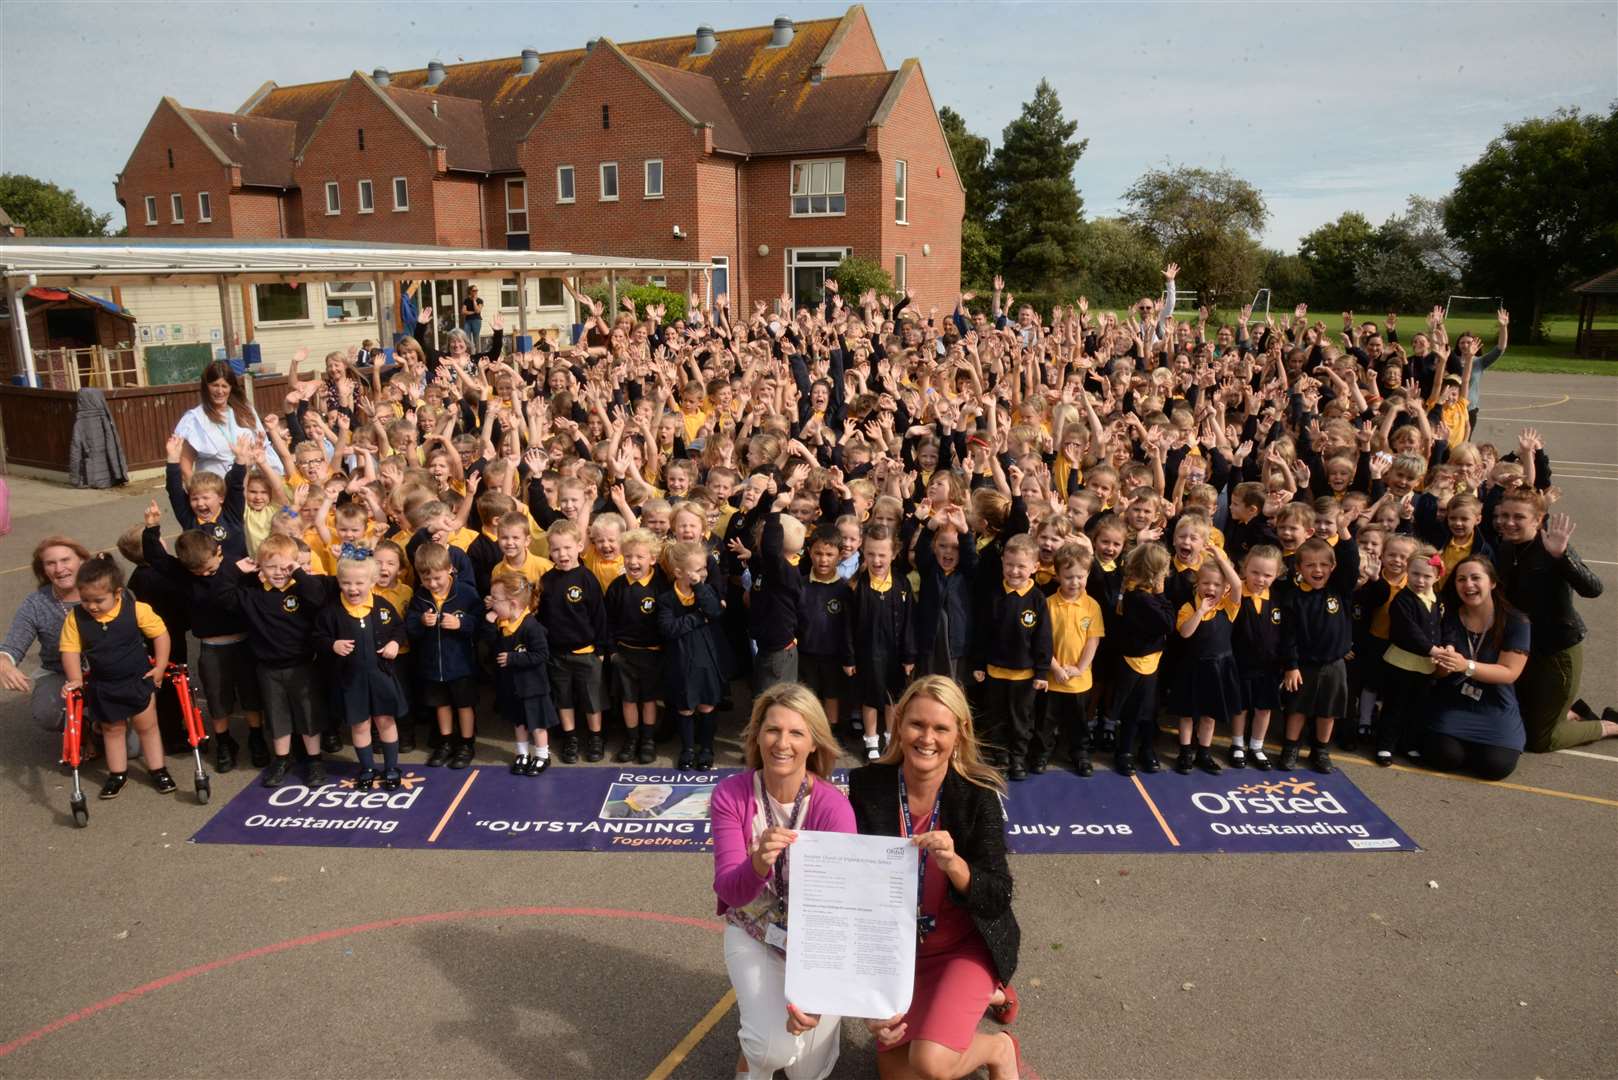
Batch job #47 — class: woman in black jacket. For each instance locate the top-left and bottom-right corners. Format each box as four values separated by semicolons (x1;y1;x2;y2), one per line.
846;675;1024;1080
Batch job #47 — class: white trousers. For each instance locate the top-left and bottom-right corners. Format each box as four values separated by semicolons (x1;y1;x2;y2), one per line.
723;923;841;1080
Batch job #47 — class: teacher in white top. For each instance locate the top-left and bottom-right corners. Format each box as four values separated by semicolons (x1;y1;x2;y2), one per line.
171;360;280;478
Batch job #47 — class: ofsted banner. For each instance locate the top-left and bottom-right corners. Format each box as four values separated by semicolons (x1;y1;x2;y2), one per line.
191;764;1417;855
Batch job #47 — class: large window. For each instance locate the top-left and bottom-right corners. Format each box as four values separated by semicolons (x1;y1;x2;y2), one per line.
170;193;185;223
786;248;851;308
895;159;908;224
198;192;213;222
324;281;375;322
500;278;521;310
790;159;845;216
644;159;664;199
557;165;575;203
599;162;619;201
144;196;157;225
894;253;907;290
537;278;564;308
392;177;409;211
324;182;340;215
506;179;528;234
357;179;375;214
255;283;310;324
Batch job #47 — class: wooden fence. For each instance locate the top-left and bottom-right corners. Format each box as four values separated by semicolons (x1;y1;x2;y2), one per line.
0;375;290;475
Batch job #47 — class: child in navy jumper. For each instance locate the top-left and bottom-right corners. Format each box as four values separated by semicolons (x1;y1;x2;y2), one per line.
165;433;249;564
971;534;1052;780
314;557;408;790
1230;545;1284;770
604;529;666;765
1110;542;1174;777
798;527;852;731
656;539;727;770
1278;533;1362;773
844;524;915;761
1167;544;1243;775
914;503;977;687
405;542;483;769
1376;544;1444;765
539;519;609;764
485;570;554;776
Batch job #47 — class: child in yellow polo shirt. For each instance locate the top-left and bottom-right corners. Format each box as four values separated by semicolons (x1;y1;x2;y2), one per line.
1043;543;1104;776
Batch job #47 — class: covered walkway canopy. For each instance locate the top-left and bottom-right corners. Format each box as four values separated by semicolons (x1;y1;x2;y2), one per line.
0;237;711;382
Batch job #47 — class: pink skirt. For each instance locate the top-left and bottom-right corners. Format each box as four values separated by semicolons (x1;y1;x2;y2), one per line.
884;933;997;1053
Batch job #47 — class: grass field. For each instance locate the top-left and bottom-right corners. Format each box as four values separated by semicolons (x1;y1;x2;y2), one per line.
1192;308;1616;376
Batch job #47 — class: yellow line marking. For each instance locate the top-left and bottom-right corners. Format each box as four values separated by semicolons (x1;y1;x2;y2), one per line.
645;988;737;1080
0;564;34;576
1481;394;1569;411
427;769;479;843
1129;775;1179;846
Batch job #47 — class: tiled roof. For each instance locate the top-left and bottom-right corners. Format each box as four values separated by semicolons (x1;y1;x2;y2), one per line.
1572;267;1618;295
187;109;297;187
227;8;894;175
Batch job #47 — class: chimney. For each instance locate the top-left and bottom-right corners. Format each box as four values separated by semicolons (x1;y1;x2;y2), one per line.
372;67;391;87
769;16;794;48
430;99;439;118
692;24;718;56
426;59;446;86
520;48;540;75
229;121;240;139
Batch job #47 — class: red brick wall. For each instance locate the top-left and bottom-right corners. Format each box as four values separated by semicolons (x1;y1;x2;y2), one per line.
433;176;486;247
228;190;286;238
874;68;963;310
115;102;237;237
484;176;524;249
695;156;741;305
741;154;884;309
820;9;886;77
518;46;710;263
294;77;441;243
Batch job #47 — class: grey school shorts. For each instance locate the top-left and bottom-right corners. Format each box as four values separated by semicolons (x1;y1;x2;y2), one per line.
611;646;664;704
549;651;604;714
197;639;263;718
257;663;323;740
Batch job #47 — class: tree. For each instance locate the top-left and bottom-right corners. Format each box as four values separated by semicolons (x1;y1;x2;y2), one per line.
1444;106;1618;340
1259;250;1314;311
938;106;993;224
1299;212;1376;309
826;256;893;300
0;174;112;236
989;80;1088;291
1122;165;1267;307
1072;217;1162;307
1356;196;1460;311
959;218;1001;291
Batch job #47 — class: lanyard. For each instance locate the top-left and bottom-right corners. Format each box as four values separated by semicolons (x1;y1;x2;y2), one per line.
763;775;811;916
898;772;940;940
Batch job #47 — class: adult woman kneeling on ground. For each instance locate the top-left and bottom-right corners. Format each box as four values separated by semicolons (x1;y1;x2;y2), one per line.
849;675;1024;1080
0;536;89;729
1425;556;1532;780
710;682;854;1080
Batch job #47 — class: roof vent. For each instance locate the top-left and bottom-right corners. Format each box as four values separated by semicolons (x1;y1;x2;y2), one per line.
520;48;540;75
229;121;240;139
585;38;598;53
426;60;446;86
692;25;718;56
430;99;439;118
769;17;794;48
372;67;391;87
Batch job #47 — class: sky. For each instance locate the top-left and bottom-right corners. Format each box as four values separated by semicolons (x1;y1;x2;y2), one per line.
2;1;1613;248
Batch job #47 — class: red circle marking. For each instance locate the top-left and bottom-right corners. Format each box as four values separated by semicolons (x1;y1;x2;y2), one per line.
0;906;721;1060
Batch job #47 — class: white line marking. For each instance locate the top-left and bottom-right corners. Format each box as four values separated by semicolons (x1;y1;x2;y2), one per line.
1548;474;1618;481
1479;417;1618;427
1551;460;1618;468
1582;559;1618;566
1557;749;1618;762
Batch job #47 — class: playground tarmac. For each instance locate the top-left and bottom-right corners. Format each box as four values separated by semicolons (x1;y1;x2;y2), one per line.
0;371;1613;1079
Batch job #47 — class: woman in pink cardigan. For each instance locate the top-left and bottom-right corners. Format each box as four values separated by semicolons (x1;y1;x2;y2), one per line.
711;681;855;1080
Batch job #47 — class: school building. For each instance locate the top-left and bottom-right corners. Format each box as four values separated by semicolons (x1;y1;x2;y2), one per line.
108;5;963;369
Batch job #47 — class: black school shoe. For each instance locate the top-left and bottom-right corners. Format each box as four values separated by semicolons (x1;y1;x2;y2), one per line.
354;768;378;791
511;754;529;775
584;732;605;763
1114;753;1136;777
1570;698;1598;723
425;741;452;767
248;727;270;768
448;740;474;770
1229;746;1248;769
213;731;239;774
1310;744;1335;774
559;733;580;765
381;768;402;791
1248;747;1273;771
1029;756;1049;776
305;759;327;787
677;748;696;770
525;753;552;776
1194;747;1223;776
1277;742;1301;771
1174;746;1195;775
99;772;128;800
320;732;342;755
614;738;634;764
636;730;657;765
1070;751;1094;777
695;746;716;770
151;767;177;794
1008;763;1028;782
1138;752;1162;775
262;757;291;787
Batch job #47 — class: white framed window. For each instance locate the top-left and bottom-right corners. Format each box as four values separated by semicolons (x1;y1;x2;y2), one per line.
324;280;375;322
644;159;664;199
392;177;409;211
537;278;564;308
324;181;340;215
599;162;619;201
649;274;667;288
254;283;310;324
895;159;908;224
144;196;158;225
170;193;185;223
505;179;528;234
785;247;852;307
557;165;575;203
198;192;213;222
894;253;907;290
709;256;729;305
790;159;845;216
500;278;521;310
357;179;374;214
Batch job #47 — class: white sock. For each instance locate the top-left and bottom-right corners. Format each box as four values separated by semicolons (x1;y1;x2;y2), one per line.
516;740;531;757
863;734;880;748
1231;735;1246;750
1250;741;1267;755
535;745;550;760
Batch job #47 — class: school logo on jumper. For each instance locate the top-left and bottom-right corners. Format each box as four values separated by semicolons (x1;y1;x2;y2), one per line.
378;609;392;624
639;596;656;614
1326;597;1341;614
283;596;299;612
1020;609;1037;627
1270;608;1282;624
826;598;843;614
566;585;584;603
210;524;228;542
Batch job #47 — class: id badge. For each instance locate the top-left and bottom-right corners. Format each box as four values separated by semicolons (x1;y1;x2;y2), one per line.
1460;680;1483;702
765;923;788;950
